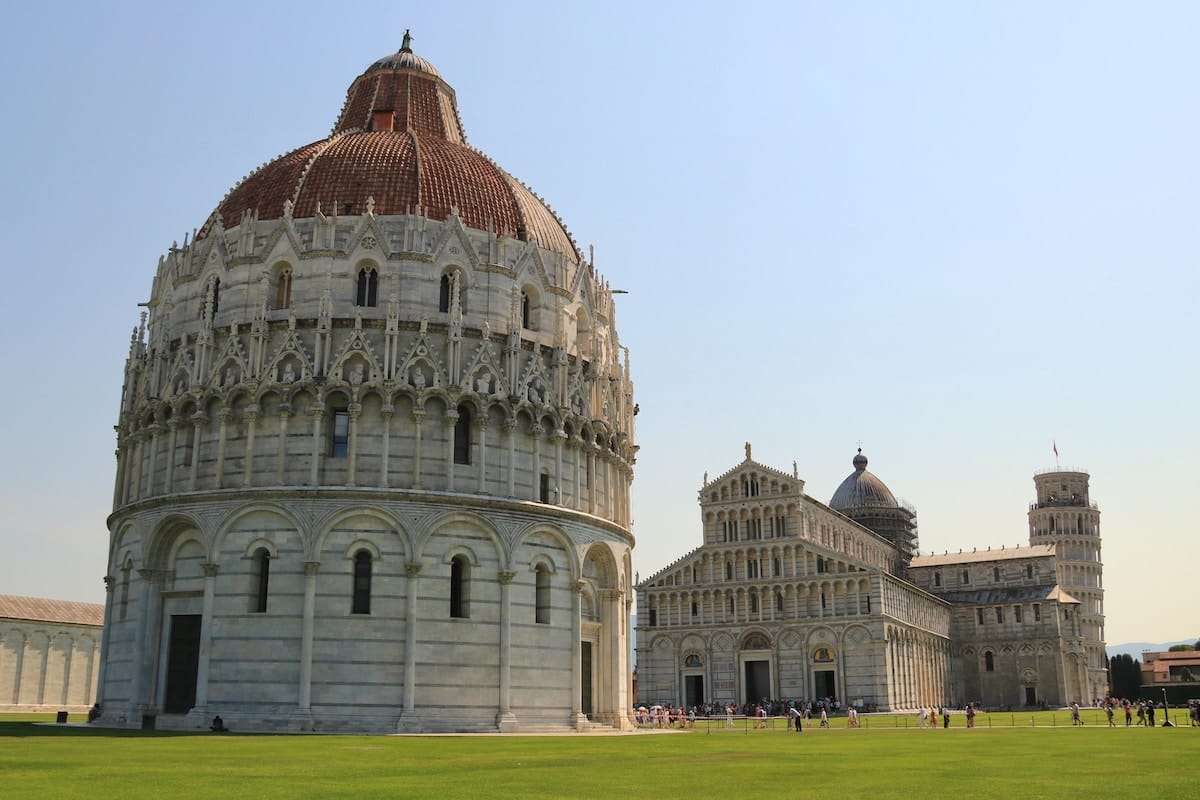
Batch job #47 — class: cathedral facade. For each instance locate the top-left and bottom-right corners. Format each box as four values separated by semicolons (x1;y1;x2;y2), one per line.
635;448;1104;711
95;38;636;733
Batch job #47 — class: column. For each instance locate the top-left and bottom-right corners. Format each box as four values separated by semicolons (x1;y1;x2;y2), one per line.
297;562;319;715
497;570;518;731
571;580;586;729
242;408;258;487
146;424;163;497
475;418;488;493
132;570;162;716
411;411;425;489
443;412;457;489
346;404;360;486
309;409;324;486
165;419;180;493
193;563;218;711
189;414;204;491
214;409;231;488
379;405;393;488
276;408;291;485
531;425;543;501
95;575;115;709
402;563;421;715
503;418;517;496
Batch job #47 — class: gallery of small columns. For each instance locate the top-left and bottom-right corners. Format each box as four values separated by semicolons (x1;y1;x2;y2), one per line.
642;575;881;627
113;388;633;528
0;626;100;711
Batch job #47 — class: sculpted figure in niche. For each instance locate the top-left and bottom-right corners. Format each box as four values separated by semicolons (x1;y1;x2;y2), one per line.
527;381;542;405
280;363;297;383
223;367;236;387
412;368;426;389
348;363;364;385
475;373;491;395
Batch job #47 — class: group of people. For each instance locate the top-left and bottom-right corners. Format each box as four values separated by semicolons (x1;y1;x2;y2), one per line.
1093;696;1191;727
916;705;956;728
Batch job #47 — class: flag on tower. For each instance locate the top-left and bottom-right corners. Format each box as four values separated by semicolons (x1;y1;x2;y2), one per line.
1053;441;1058;458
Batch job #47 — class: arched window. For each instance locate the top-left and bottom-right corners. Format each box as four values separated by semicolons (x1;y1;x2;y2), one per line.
521;291;532;329
352;550;372;614
775;591;784;613
330;406;350;458
355;267;378;307
205;277;221;319
984;651;995;672
453;405;471;465
535;565;551;624
749;594;759;613
275;267;292;310
725;562;733;580
450;555;470;618
439;271;464;314
252;548;270;613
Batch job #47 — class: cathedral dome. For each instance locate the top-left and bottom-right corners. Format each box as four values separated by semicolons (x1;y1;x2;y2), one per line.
205;38;578;260
830;449;900;510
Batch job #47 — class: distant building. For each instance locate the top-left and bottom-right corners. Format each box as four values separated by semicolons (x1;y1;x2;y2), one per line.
0;595;103;712
635;447;1104;711
1140;650;1200;704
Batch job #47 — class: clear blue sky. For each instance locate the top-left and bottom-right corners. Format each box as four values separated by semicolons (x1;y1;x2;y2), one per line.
1;1;1195;646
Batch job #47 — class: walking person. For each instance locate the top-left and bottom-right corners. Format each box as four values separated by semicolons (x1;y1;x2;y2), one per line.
789;705;803;732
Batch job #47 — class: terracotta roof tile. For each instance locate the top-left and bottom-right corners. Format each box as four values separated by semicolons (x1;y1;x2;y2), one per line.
0;594;104;627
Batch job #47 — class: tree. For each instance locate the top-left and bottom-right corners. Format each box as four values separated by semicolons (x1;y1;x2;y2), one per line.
1167;644;1195;652
1109;654;1142;698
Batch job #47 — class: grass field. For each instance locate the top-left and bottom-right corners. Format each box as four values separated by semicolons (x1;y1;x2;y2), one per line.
2;712;1196;799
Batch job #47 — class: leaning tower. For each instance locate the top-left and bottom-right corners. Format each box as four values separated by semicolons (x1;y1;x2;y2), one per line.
1028;468;1106;702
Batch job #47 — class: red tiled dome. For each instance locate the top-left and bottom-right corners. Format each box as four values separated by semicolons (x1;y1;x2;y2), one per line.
206;42;578;259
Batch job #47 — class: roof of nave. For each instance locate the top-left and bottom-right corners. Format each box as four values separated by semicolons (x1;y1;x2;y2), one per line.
934;584;1077;606
201;33;580;261
0;595;104;627
910;544;1055;568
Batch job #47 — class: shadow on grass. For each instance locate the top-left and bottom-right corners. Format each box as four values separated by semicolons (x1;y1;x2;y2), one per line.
0;721;216;739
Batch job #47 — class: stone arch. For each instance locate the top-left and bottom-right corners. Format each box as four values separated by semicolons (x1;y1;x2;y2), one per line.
312;505;411;563
512;521;579;582
209;501;307;562
145;514;207;571
413;509;505;567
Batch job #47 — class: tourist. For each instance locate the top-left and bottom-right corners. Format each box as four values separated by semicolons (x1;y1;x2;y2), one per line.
789;705;803;732
965;704;976;728
1071;702;1082;726
819;706;829;728
942;706;950;728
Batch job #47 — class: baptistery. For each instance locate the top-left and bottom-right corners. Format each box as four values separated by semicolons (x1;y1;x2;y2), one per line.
96;34;636;733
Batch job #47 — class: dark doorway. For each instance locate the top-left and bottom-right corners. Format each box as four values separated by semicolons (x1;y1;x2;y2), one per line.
581;642;593;719
744;660;770;705
813;669;836;700
1025;686;1037;706
685;675;705;709
163;614;201;714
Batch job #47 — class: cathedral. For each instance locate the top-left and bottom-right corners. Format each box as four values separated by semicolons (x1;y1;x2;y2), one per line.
95;36;636;733
634;447;1106;712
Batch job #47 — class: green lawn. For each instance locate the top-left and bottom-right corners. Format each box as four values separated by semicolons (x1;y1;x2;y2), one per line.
2;713;1196;799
